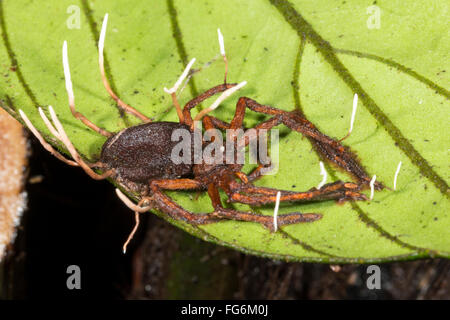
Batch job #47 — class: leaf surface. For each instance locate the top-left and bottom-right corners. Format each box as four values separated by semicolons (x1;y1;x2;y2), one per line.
1;0;448;263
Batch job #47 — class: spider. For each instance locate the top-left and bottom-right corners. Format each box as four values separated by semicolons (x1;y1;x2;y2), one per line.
19;14;382;253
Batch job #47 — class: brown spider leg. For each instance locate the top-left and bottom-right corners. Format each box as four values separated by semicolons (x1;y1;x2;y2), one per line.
234;97;334;146
182;83;237;127
192;82;247;128
150;179;218;224
98;14;150;123
207;183;320;231
233;97;383;189
64;78;112;137
67;102;113;138
242;115;368;182
227;181;367;206
99;67;151;122
206;110;280;181
150;178;320;231
47;106;113;180
221;111;369;204
208;116;231;130
236;116;283;180
236;116;378;189
246;163;274;182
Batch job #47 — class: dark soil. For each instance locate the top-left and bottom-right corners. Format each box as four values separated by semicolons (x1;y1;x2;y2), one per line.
1;136;449;299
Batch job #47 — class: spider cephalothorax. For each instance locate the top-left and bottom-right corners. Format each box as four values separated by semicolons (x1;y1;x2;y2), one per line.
19;14;382;252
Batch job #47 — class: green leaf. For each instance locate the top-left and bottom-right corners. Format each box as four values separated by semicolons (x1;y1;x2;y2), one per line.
0;0;448;263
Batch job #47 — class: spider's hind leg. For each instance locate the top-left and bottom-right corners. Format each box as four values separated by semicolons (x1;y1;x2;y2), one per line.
227;180;367;206
148;178;319;232
207;183;321;232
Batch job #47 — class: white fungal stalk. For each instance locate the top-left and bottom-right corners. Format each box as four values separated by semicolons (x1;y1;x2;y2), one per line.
19;109;54;148
369;175;377;200
62;41;74;107
217;28;229;83
217;28;225;56
163;58;196;122
115;188;152;254
194;81;247;122
19;108;78;166
206;81;246;111
115;188;151;213
122;212;139;254
273;191;281;232
48;106;72;150
340;93;358;141
317;161;327;189
38;107;61;140
164;58;197;94
98;13;108;77
349;93;358;135
96;13;150;122
393;161;402;190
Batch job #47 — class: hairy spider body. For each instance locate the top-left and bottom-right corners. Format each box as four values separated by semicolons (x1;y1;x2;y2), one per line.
18;14;382;252
100;122;194;191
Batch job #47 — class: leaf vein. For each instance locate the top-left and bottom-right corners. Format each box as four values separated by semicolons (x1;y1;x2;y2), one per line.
0;1;41;110
269;0;449;199
334;48;450;99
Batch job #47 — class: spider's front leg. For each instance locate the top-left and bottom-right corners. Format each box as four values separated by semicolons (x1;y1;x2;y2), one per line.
226;180;367;206
235;97;383;189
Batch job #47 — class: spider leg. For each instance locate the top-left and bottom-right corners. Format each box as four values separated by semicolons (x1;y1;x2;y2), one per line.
182;83;237;127
46;106;113;180
233;97;382;189
98;14;150;122
246;163;274;182
176;28;233;126
208;116;232;130
150;179;218;224
149;178;319;231
192;82;247;127
227;181;367;206
207;183;320;231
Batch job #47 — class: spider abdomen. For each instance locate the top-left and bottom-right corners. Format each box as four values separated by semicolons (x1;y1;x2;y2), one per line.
100;122;194;183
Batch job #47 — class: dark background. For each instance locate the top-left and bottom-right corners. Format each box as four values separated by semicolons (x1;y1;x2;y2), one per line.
1;136;449;299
